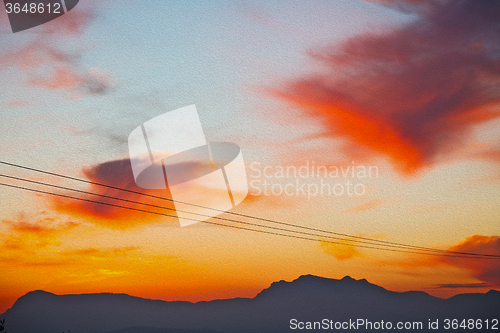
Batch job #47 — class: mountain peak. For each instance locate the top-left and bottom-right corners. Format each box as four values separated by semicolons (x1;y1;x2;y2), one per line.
24;290;54;296
15;290;55;301
295;274;359;282
255;274;384;301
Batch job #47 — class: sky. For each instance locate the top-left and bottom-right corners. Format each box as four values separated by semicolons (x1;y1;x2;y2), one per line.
0;0;499;314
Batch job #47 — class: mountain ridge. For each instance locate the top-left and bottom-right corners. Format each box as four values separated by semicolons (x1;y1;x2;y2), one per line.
11;275;498;305
2;275;498;333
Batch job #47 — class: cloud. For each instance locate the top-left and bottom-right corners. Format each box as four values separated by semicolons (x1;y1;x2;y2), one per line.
51;156;230;229
28;66;113;95
320;238;363;261
474;148;500;164
0;7;113;96
363;0;440;14
64;246;139;258
342;199;385;214
0;213;179;267
0;213;80;268
51;158;176;229
1;214;79;251
269;0;500;175
377;234;500;289
430;282;494;289
0;213;175;266
442;235;500;288
2;99;32;109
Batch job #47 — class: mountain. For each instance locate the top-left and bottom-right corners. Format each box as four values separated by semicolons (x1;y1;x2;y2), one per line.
1;275;498;333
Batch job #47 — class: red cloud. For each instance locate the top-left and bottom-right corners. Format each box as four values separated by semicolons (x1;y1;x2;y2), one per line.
378;234;500;289
1;214;79;251
270;0;500;175
52;158;176;228
52;148;258;228
442;235;500;288
474;149;500;164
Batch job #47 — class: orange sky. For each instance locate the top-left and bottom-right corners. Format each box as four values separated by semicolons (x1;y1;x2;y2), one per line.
0;0;499;316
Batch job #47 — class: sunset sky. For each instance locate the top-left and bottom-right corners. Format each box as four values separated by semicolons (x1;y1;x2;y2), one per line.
0;0;499;314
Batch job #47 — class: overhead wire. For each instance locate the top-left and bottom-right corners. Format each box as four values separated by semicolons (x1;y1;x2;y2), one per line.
0;161;465;253
1;173;498;258
2;181;499;259
0;161;498;260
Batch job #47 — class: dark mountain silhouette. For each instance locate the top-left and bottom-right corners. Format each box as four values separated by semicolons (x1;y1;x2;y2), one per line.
1;275;498;333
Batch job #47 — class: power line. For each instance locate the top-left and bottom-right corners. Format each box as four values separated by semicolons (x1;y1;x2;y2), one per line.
0;160;477;256
0;173;464;255
0;181;498;259
3;173;498;258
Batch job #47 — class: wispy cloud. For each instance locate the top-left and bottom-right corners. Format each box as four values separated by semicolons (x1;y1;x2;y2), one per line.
0;213;185;269
342;199;386;214
442;235;500;288
0;213;80;267
377;234;500;289
0;7;113;97
430;282;493;289
320;238;364;261
1;213;79;251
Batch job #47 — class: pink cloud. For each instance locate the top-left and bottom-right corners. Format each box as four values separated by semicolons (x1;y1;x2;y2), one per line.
0;7;113;96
